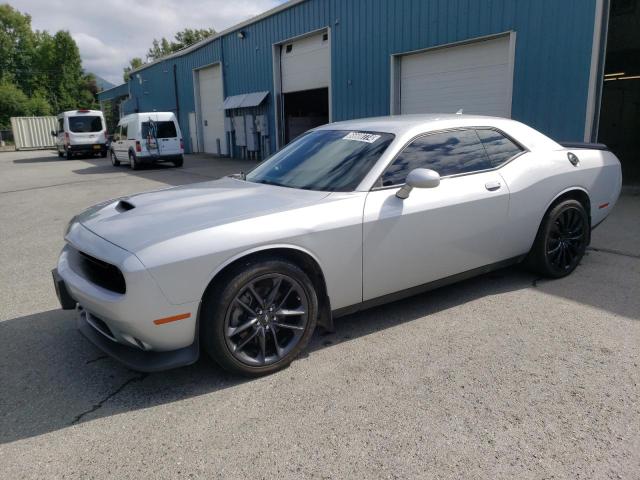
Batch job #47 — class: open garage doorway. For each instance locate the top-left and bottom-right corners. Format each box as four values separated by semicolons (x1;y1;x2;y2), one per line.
598;0;640;183
283;88;329;143
276;30;330;145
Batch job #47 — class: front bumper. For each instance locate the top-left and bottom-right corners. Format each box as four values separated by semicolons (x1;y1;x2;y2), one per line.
53;223;201;371
76;305;199;372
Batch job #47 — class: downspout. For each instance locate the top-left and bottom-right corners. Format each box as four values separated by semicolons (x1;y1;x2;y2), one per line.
173;64;180;121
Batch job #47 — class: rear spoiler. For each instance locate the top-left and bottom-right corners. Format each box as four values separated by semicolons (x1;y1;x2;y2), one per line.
560;141;609;151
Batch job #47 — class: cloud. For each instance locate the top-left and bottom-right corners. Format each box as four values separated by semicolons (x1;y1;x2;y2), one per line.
17;0;284;84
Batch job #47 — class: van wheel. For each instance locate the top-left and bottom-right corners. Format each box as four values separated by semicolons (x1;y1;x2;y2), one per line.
173;156;184;168
57;149;64;158
110;149;120;166
129;152;139;170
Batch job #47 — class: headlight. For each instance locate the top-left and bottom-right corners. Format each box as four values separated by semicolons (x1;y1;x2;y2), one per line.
64;215;77;238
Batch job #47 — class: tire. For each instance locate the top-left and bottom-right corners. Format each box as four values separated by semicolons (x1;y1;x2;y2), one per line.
202;257;318;376
57;148;64;158
110;149;120;166
129;151;139;170
526;199;589;278
100;149;107;158
173;155;184;168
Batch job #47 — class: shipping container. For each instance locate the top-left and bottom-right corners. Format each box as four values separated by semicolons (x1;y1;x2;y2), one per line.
10;116;57;150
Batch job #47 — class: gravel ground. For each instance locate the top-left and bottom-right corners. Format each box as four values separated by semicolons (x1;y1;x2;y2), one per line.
0;150;638;479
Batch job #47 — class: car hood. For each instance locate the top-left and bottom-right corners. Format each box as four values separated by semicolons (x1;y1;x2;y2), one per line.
77;177;331;253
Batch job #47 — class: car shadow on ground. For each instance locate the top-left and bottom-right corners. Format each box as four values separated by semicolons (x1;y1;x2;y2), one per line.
0;266;536;445
1;252;637;445
12;153;71;164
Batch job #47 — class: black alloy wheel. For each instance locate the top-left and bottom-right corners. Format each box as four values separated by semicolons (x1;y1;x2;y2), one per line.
224;273;309;367
526;199;589;278
202;257;318;376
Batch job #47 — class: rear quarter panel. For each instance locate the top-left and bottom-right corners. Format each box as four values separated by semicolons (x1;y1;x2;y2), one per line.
497;148;622;258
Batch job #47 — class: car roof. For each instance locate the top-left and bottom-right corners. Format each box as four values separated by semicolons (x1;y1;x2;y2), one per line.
59;110;103;117
121;112;177;122
314;114;561;151
317;114;515;134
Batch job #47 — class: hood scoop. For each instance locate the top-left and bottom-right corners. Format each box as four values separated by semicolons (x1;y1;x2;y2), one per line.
115;199;135;212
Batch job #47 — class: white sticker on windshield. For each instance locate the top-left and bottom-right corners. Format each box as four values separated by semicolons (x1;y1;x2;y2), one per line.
342;132;381;143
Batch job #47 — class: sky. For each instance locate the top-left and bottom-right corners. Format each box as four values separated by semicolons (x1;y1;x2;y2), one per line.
16;0;285;85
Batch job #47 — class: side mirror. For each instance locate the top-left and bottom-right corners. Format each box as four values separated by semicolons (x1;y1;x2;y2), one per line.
396;168;440;199
51;130;57;137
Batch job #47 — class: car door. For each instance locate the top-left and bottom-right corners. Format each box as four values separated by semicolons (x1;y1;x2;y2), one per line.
119;123;129;156
113;125;122;155
56;117;64;151
362;128;511;301
156;120;180;155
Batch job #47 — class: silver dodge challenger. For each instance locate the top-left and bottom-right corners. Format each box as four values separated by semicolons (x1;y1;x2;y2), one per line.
53;114;622;376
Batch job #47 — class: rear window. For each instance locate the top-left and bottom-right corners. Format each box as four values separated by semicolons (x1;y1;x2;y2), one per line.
476;129;523;167
68;116;103;133
141;121;178;139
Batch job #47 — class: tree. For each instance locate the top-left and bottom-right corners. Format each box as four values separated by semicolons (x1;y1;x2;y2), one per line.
146;28;215;60
123;57;144;82
0;4;98;116
123;28;216;79
0;81;51;127
0;4;36;91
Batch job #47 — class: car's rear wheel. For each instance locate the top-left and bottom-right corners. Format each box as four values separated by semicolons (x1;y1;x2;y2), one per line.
173;155;184;168
129;151;139;170
202;258;318;376
110;149;120;166
526;199;589;278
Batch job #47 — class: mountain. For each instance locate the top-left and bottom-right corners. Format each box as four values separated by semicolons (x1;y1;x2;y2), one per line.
93;74;116;91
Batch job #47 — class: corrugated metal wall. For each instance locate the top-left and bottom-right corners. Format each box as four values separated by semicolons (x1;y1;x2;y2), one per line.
10;116;57;150
98;0;598;153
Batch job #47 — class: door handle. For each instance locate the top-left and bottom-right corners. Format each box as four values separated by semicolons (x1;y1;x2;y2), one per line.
485;181;501;191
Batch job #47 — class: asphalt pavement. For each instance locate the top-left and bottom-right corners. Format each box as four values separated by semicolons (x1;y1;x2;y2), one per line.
0;149;638;479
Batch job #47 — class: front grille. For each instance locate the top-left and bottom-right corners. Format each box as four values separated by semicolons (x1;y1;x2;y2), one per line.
76;251;126;294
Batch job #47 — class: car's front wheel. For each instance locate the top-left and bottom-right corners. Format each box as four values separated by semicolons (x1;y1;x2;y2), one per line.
202;257;318;376
110;149;120;166
526;199;589;278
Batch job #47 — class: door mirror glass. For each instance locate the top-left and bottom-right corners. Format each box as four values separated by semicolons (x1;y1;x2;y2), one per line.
396;168;440;199
50;130;57;137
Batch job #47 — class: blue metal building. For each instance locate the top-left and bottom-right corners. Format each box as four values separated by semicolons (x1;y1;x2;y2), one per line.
98;0;609;159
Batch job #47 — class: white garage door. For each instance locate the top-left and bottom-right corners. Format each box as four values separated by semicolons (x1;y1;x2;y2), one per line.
197;64;226;154
281;32;329;93
399;36;514;117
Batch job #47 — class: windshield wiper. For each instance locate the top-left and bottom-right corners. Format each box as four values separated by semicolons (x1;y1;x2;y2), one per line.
254;179;287;188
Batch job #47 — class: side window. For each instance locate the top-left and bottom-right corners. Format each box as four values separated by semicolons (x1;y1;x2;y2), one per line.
476;129;523;167
381;129;491;186
121;123;128;139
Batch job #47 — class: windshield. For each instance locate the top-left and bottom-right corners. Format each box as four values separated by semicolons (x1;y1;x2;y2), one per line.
68;116;103;133
246;130;394;192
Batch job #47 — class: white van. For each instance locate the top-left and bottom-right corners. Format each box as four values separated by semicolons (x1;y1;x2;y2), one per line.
52;110;108;159
110;112;184;169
